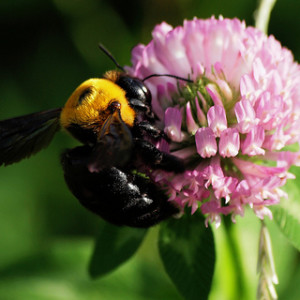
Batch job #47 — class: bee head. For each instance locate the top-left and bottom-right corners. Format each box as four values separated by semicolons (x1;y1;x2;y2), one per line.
115;75;152;105
60;78;136;144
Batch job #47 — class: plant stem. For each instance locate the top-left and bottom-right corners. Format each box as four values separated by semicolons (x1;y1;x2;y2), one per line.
223;216;247;300
254;0;277;34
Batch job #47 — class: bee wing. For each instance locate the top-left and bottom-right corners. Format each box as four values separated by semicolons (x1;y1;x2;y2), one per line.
0;108;61;166
87;110;133;173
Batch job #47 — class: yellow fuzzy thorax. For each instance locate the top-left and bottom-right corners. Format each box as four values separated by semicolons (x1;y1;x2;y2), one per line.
60;78;136;129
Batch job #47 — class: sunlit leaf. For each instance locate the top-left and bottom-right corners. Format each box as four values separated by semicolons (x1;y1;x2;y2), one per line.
272;173;300;251
158;212;215;300
272;205;300;251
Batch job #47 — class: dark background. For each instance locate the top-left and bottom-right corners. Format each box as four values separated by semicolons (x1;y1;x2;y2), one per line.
0;0;300;299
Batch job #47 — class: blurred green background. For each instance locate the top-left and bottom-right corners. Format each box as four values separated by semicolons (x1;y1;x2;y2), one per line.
0;0;300;299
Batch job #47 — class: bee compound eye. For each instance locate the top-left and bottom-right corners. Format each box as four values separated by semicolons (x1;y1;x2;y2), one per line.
108;101;121;112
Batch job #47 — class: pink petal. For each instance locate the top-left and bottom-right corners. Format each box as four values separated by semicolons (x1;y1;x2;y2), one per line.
235;98;259;133
216;79;233;102
214;176;238;203
164;107;183;142
207;105;227;137
219;128;240;157
206;84;223;106
202;156;224;188
186;102;199;134
195;97;207;126
195;127;217;158
241;125;265;156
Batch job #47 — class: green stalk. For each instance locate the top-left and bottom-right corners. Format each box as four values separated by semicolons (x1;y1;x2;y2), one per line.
223;216;248;300
254;0;277;34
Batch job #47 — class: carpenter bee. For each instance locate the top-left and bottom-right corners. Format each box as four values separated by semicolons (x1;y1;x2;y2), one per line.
0;45;187;228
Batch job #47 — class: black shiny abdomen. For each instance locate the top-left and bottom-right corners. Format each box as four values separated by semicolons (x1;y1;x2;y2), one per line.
61;145;179;227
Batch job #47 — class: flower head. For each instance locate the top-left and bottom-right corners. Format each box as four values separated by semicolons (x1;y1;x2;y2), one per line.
127;17;300;226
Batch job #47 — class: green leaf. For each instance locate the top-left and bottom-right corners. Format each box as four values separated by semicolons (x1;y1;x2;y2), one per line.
89;222;148;278
272;175;300;251
158;212;215;300
272;205;300;251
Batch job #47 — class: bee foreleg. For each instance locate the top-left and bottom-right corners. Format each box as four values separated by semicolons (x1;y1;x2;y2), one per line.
135;121;168;140
134;139;184;173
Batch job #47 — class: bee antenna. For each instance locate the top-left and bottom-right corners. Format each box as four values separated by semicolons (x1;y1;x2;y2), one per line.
98;43;125;72
142;74;193;83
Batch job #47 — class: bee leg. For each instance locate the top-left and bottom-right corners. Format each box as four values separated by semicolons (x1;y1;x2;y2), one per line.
134;121;168;140
61;146;178;227
129;99;148;111
134;139;184;173
129;99;155;119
